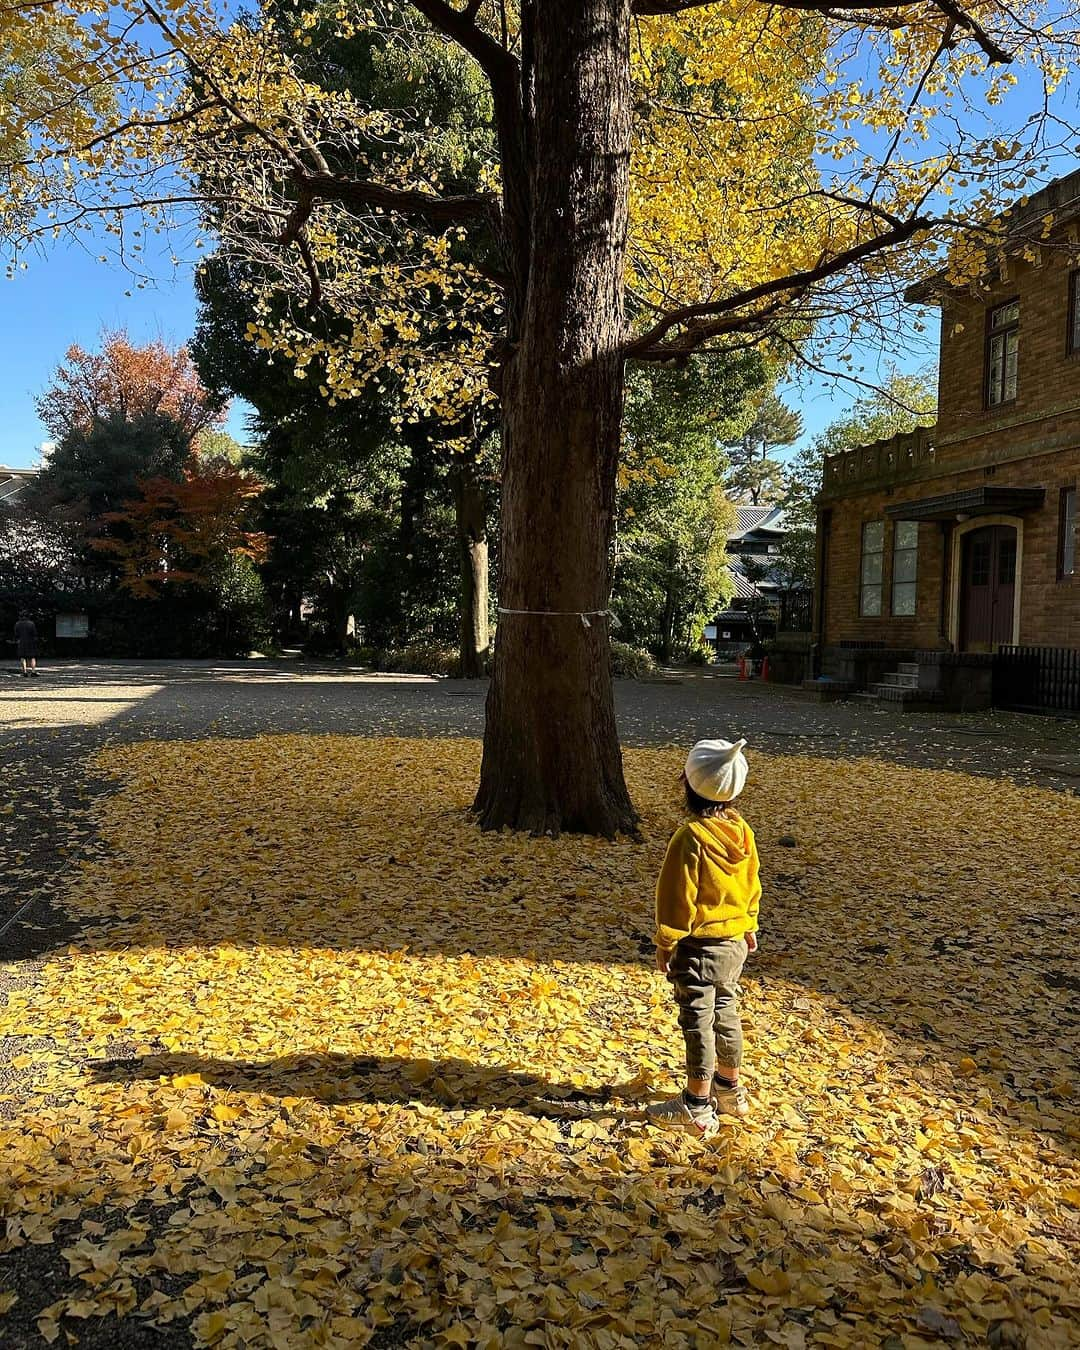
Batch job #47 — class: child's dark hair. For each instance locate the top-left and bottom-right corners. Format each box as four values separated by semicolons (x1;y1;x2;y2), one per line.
684;781;734;818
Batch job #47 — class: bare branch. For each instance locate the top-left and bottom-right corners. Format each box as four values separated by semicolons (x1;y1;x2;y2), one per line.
77;100;225;155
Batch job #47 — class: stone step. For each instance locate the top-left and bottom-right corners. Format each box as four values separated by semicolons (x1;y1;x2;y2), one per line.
897;662;920;675
881;671;919;688
870;683;942;704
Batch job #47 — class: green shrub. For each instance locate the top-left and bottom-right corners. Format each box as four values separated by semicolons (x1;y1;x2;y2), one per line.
368;642;462;677
610;640;657;679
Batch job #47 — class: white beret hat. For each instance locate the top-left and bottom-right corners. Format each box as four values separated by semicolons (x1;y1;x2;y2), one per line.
684;738;748;802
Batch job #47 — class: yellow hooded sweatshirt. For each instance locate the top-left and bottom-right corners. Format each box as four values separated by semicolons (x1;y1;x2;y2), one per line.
654;813;761;951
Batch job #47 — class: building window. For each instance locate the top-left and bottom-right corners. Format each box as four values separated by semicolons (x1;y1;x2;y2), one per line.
859;521;884;616
986;299;1019;406
891;520;919;616
1070;271;1080;355
1061;486;1077;578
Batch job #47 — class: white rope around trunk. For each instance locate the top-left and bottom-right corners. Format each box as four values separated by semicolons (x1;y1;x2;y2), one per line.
497;607;613;629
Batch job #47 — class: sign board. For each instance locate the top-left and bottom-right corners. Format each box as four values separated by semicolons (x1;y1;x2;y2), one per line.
55;613;89;639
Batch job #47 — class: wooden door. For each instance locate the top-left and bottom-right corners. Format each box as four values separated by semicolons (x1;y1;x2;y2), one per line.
960;525;1017;651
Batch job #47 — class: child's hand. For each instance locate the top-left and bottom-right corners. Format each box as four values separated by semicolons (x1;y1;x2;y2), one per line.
745;932;758;954
655;946;672;973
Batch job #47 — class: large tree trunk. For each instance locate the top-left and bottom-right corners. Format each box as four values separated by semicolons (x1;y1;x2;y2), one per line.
475;0;637;836
452;452;490;678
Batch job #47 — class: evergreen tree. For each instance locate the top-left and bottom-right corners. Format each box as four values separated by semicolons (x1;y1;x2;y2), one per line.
613;355;766;661
724;393;804;505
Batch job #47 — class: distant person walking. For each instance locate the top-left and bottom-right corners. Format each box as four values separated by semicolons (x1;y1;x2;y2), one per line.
14;613;39;677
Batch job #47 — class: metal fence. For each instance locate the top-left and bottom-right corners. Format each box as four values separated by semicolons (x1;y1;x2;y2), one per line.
993;645;1080;714
777;591;813;633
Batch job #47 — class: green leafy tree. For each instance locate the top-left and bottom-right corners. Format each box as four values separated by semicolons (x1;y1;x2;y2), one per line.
196;429;247;468
190;1;499;673
32;413;193;518
613;356;764;661
192;253;463;653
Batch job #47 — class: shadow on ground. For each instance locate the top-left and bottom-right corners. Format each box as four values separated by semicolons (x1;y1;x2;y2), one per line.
90;1051;629;1116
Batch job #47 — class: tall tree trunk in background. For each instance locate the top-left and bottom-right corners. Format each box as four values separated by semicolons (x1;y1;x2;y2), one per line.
452;451;490;678
660;571;678;666
396;430;435;648
475;0;637;836
327;581;351;653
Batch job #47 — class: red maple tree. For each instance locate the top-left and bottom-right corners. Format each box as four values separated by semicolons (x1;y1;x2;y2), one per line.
94;460;268;598
37;330;224;446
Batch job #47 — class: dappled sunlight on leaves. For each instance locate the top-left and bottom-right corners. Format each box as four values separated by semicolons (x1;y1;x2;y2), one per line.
1;737;1078;1347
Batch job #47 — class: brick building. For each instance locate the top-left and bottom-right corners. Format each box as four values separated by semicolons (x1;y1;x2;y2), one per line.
813;171;1080;709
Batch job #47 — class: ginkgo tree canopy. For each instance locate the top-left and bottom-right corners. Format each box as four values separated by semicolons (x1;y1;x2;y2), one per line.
3;0;1073;359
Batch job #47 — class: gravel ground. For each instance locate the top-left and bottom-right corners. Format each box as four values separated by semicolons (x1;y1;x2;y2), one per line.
1;656;1078;1347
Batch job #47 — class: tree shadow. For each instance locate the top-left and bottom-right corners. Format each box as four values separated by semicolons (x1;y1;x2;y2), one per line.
89;1050;637;1117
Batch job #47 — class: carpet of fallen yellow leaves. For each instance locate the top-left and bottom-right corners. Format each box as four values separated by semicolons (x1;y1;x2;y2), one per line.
1;735;1079;1349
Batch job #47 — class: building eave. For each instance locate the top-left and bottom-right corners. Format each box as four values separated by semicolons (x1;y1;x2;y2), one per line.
884;485;1046;521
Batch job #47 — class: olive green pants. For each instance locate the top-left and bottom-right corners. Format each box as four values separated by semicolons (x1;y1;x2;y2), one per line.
667;937;748;1079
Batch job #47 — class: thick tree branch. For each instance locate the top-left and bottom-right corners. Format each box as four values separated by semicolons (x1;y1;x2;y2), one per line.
632;0;1013;63
277;173;500;246
625;212;935;359
296;233;322;308
406;0;518;84
930;0;1011;63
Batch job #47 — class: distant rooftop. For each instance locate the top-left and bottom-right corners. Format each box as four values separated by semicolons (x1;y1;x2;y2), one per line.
729;504;787;540
0;466;39;503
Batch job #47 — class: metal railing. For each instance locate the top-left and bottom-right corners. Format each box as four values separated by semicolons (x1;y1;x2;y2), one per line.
993;645;1080;713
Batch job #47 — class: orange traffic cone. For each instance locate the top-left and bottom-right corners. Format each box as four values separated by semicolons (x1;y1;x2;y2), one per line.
761;656;770;682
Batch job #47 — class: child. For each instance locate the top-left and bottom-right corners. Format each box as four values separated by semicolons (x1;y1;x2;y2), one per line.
646;738;760;1137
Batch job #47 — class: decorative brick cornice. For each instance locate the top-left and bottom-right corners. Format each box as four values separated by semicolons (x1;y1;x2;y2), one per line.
820;426;937;501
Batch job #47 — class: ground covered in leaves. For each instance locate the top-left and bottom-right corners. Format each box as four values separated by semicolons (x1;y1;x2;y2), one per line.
1;735;1078;1348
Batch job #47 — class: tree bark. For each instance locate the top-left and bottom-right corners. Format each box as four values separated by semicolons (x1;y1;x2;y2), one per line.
660;575;677;665
452;452;490;678
475;0;637;836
